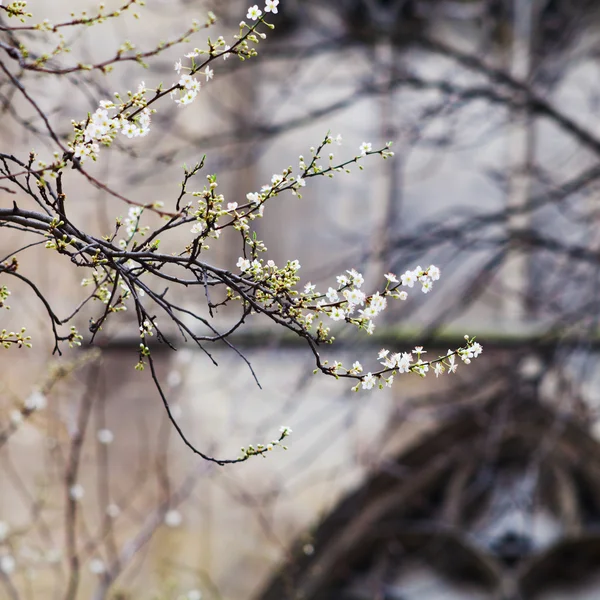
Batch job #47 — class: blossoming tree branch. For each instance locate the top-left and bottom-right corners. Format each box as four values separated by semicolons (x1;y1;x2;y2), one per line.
0;0;482;464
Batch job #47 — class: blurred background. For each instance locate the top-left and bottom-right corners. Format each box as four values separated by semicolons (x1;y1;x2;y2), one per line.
3;0;600;598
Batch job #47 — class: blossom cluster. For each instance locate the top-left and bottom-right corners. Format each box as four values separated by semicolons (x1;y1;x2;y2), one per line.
246;0;279;20
119;205;149;249
234;261;438;338
57;3;272;169
0;1;485;467
238;425;292;459
189;173;228;240
172;56;216;106
71;97;152;162
231;246;483;390
346;337;483;391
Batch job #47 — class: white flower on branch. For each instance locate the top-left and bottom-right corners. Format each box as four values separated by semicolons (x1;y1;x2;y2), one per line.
247;5;262;20
359;142;372;155
361;373;377;390
0;0;483;465
329;306;345;321
265;0;279;13
401;270;417;288
325;287;338;302
237;257;251;272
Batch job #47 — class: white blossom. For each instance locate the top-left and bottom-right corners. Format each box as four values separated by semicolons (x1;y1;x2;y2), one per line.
414;360;429;376
397;353;413;373
466;342;483;358
343;288;365;306
347;269;364;288
247;5;262;20
361;373;377;390
179;74;193;87
325;287;338;302
187;78;201;93
428;265;441;281
401;270;416;288
447;352;458;373
176;89;198;106
360;306;378;319
191;221;204;235
368;292;387;314
265;0;279;13
359;142;372;156
237;258;251;271
121;122;139;138
329;306;345;321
